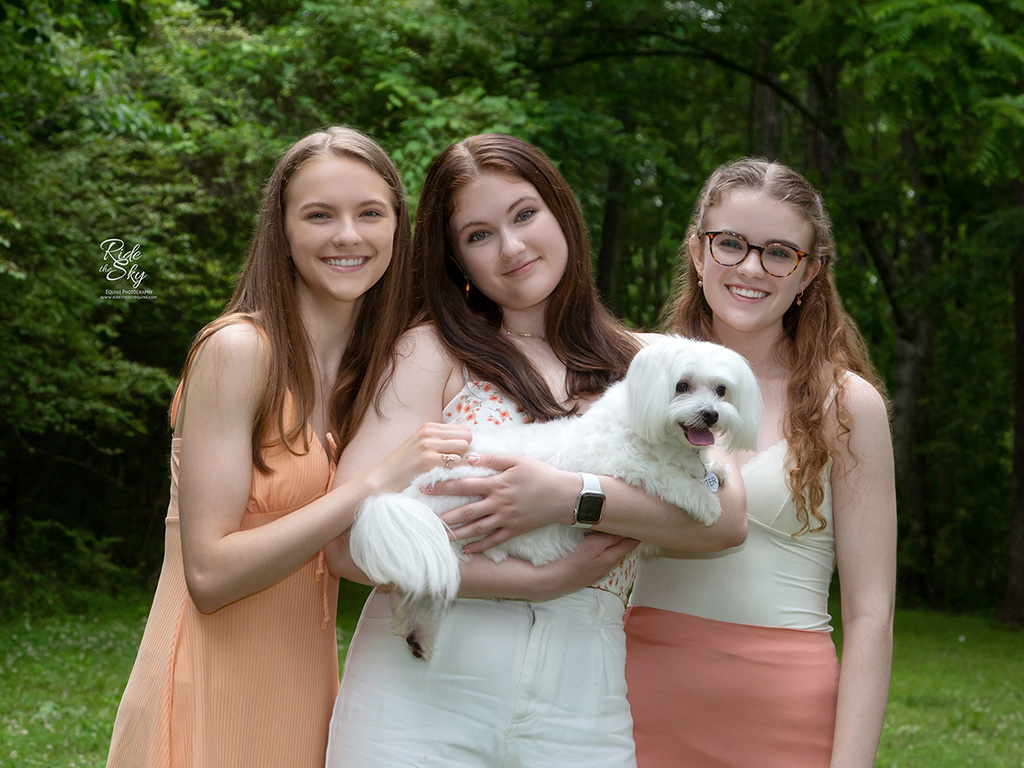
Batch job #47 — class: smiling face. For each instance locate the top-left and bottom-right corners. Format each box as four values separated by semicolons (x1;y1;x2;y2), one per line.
283;154;396;311
691;189;820;345
448;172;569;325
623;336;760;454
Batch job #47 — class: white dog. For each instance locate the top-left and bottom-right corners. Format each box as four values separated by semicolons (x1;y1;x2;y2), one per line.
349;335;759;659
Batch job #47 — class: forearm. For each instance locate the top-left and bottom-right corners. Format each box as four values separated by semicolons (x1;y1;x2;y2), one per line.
595;472;746;551
448;455;746;556
456;555;559;601
325;541;567;600
186;475;380;613
324;532;375;585
458;533;639;601
829;614;894;767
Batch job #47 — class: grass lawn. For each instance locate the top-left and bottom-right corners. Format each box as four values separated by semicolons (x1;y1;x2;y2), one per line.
874;610;1024;767
1;585;1021;767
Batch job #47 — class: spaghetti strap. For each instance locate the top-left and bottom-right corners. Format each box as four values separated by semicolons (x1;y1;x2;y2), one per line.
823;371;853;412
169;381;184;431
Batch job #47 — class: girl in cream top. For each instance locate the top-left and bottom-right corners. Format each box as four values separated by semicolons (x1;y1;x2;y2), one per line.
631;438;836;632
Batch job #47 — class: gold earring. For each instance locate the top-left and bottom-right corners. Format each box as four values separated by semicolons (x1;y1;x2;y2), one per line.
465;279;470;300
697;273;704;288
796;290;803;307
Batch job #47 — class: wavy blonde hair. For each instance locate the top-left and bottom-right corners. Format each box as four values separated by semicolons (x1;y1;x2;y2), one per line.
663;158;884;534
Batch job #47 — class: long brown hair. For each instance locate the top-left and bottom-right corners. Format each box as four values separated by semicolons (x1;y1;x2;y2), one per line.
663;158;884;533
178;126;413;470
412;134;639;421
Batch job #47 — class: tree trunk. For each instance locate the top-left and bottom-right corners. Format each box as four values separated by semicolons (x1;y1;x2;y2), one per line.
891;321;937;604
596;157;625;305
816;117;939;604
1002;181;1024;625
747;39;779;158
760;81;779;158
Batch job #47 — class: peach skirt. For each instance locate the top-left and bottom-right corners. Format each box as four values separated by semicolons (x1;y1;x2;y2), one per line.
624;607;839;768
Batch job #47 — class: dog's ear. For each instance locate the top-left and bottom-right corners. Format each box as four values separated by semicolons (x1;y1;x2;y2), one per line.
721;350;761;453
624;339;678;444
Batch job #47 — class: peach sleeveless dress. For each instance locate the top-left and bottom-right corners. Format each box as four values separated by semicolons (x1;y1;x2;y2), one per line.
106;391;340;768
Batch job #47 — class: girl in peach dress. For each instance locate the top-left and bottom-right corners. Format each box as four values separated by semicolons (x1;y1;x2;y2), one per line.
105;126;472;768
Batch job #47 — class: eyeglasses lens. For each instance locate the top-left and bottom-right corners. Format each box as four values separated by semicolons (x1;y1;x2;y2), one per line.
709;232;800;278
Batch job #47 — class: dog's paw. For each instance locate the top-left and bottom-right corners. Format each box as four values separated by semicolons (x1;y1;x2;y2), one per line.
404;627;432;661
688;483;723;526
480;547;510;564
392;614;435;661
390;591;445;662
706;459;730;487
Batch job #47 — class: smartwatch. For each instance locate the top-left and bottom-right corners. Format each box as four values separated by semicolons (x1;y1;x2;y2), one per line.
572;472;605;528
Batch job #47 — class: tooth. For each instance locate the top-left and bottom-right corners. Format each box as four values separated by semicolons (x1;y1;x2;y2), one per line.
731;286;766;298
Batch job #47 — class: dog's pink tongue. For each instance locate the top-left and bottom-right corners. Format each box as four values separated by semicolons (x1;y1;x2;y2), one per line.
684;426;715;446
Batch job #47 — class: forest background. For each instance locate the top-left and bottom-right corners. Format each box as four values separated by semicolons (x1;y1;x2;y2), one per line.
0;0;1022;624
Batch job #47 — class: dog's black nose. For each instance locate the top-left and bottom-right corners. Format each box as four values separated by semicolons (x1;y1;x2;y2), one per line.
701;408;719;427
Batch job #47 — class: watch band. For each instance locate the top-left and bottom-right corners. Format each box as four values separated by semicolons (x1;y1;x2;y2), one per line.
579;472;602;496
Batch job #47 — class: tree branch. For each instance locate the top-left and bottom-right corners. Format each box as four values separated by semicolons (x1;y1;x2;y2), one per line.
529;28;829;135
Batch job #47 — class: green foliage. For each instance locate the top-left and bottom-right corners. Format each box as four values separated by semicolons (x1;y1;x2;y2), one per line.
0;0;1019;612
0;519;132;622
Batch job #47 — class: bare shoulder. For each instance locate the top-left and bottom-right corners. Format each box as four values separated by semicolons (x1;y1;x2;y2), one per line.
395;322;458;375
396;322;444;354
831;372;893;472
180;320;271;427
192;320;270;380
630;331;666;347
837;373;889;425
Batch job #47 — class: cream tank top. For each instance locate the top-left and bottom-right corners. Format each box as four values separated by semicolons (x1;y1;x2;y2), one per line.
629;383;846;633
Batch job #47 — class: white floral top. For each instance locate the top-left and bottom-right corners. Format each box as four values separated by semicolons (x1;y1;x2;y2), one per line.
443;378;639;605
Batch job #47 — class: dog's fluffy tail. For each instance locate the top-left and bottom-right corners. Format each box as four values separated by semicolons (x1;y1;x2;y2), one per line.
349;493;461;604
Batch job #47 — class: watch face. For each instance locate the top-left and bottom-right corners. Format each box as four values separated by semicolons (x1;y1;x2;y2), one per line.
576;492;605;524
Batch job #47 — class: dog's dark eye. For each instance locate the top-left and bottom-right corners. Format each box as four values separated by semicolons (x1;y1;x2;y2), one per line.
676;381;690;394
716;385;727;397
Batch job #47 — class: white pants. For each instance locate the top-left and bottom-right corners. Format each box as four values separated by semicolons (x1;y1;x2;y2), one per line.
325;587;636;768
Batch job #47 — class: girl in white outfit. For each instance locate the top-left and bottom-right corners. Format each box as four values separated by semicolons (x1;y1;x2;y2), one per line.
323;134;748;767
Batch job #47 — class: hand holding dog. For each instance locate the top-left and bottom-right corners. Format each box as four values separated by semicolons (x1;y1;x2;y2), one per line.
459;531;640;602
432;454;578;553
435;451;748;556
364;422;473;496
527;532;640;600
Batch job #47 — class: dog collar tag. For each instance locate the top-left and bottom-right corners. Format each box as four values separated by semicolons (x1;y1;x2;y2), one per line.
701;468;720;493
